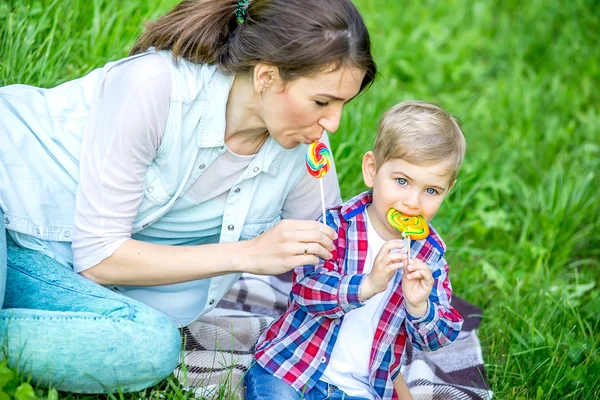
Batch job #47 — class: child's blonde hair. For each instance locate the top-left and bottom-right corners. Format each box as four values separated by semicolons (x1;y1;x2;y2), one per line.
373;100;466;182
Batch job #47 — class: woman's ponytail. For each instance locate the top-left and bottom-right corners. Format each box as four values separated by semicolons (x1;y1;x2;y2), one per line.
130;0;239;64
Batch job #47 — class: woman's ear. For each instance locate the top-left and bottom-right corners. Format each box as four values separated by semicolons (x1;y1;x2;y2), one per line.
253;63;283;93
362;151;376;188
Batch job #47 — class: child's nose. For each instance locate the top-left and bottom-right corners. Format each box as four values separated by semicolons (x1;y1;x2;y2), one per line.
402;191;421;211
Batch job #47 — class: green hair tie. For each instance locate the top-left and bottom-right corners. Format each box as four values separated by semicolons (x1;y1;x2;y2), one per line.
235;0;250;24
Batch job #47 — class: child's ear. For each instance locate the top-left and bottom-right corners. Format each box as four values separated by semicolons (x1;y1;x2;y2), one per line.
362;151;376;188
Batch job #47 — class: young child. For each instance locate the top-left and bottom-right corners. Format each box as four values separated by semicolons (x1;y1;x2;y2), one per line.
245;101;466;400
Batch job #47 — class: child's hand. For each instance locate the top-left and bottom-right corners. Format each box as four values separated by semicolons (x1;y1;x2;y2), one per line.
402;258;434;316
360;240;406;301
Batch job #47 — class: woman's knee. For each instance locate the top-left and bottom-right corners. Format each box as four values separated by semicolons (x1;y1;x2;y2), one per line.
0;297;180;393
76;307;181;393
122;307;182;390
143;311;182;375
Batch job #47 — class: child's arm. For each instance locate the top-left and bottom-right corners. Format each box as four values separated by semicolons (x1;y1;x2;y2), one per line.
291;215;407;318
393;374;413;400
291;243;364;318
403;255;463;351
290;209;365;318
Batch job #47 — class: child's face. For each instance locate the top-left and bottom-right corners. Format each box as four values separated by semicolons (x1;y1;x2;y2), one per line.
362;152;456;240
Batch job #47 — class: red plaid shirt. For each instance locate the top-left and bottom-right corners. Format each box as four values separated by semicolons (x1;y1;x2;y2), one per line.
255;191;464;399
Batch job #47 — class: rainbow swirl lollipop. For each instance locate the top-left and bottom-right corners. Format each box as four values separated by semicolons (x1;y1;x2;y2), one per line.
386;208;429;240
305;141;331;179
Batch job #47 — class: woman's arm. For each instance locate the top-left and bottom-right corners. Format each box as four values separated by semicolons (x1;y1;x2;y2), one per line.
82;218;336;285
73;53;170;274
81;239;243;285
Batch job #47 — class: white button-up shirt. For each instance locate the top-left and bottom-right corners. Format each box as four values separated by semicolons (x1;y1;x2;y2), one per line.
0;50;341;326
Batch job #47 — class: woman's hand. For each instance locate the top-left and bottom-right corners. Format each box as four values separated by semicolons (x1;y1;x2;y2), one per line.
239;219;337;275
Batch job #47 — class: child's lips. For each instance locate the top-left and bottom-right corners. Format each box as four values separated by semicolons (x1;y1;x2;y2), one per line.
393;209;418;217
400;212;418;217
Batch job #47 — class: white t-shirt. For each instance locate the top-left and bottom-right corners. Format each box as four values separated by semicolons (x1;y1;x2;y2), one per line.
320;211;397;399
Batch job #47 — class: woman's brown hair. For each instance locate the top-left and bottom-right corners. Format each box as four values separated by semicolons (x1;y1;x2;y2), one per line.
130;0;376;92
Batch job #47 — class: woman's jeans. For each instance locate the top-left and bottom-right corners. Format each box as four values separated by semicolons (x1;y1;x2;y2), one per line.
244;362;370;400
0;209;181;393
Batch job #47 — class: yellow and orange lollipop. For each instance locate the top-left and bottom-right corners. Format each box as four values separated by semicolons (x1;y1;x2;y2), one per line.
386;209;429;240
306;141;332;223
387;208;429;260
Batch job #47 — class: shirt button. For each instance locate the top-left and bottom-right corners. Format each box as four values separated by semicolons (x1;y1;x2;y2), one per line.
64;231;71;238
320;356;327;363
234;187;241;194
199;164;206;170
253;167;259;173
219;146;225;151
2;217;9;225
227;224;234;231
147;186;154;193
209;299;215;306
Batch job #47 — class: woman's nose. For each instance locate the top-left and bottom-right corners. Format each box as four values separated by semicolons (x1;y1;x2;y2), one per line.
318;106;343;133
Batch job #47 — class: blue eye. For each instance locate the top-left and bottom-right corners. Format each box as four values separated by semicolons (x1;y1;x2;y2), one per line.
396;178;408;186
426;188;438;195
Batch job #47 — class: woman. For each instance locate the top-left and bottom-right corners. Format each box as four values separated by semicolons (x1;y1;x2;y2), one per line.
0;0;376;394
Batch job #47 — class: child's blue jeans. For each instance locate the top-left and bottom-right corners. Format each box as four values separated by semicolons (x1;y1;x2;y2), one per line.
0;208;181;393
244;361;371;400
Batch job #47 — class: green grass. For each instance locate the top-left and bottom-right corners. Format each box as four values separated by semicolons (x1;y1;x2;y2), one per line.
1;0;599;399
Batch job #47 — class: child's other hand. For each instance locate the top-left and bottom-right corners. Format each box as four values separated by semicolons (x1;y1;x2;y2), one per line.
402;258;434;316
360;240;406;301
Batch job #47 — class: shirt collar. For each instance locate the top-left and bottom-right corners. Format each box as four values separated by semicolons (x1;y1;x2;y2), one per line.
195;68;289;176
196;67;234;149
341;190;373;220
251;136;288;177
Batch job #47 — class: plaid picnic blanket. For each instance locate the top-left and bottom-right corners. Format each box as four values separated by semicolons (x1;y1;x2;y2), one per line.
175;274;493;399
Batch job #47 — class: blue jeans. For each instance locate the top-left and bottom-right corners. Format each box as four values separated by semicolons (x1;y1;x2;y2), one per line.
244;362;370;400
0;209;181;393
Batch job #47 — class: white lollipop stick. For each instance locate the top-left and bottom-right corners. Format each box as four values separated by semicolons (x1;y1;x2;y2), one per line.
319;178;326;224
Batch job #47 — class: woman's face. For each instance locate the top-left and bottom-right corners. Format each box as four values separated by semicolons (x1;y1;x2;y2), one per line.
259;66;366;149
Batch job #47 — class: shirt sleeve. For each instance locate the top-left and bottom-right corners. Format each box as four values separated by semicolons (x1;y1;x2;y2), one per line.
281;132;342;221
290;209;366;318
404;253;464;351
72;53;171;272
